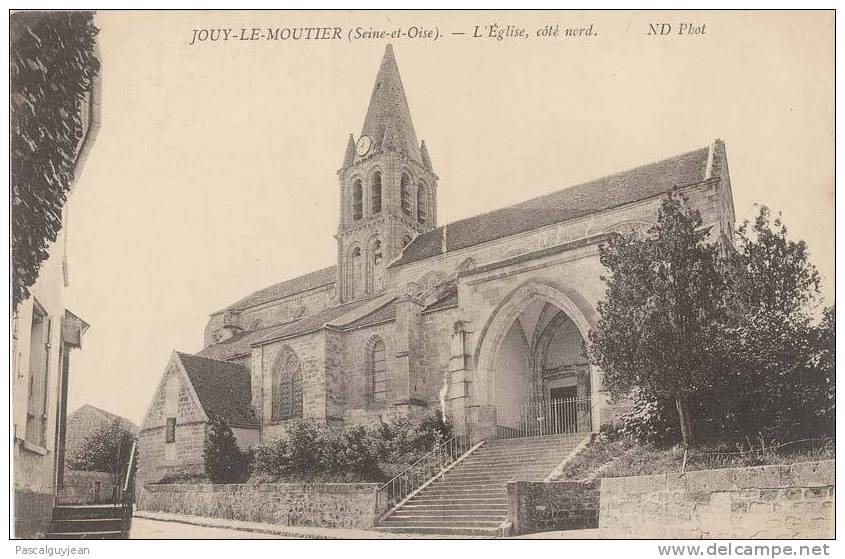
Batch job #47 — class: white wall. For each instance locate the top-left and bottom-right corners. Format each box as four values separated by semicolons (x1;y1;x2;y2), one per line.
494;321;532;429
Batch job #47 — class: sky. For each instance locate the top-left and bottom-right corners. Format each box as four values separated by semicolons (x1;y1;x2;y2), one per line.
61;11;834;424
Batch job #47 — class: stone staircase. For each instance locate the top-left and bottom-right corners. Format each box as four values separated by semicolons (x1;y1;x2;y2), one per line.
377;433;587;536
47;504;128;539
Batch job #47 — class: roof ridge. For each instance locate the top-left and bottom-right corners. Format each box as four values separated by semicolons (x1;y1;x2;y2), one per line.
444;144;712;231
178;351;247;368
215;264;337;314
390;142;716;268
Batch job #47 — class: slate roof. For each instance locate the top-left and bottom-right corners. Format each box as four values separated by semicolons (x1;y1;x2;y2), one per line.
391;146;711;267
358;44;421;164
218;265;336;313
197;323;280;361
177;353;258;428
257;297;374;343
345;300;397;329
424;287;459;312
343;286;459;329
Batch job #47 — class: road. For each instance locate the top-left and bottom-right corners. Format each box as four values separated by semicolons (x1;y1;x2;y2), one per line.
130;517;296;539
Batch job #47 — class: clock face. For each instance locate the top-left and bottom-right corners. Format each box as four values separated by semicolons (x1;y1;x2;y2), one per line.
355;135;372;156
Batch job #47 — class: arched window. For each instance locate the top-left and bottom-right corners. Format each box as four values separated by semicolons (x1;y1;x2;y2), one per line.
417;182;427;224
371;172;382;214
369;239;384;293
352;179;363;221
368;337;387;404
347;246;362;300
400;173;412;216
272;349;304;421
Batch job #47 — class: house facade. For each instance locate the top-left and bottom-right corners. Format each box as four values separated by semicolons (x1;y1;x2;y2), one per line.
138;45;736;484
12;66;99;538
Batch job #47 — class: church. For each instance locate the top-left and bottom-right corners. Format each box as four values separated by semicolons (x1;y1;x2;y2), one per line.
137;45;736;486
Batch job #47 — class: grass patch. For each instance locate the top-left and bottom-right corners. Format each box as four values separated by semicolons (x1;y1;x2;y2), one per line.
557;436;834;481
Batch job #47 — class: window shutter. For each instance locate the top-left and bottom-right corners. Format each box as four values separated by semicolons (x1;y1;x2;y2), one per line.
42;317;52;419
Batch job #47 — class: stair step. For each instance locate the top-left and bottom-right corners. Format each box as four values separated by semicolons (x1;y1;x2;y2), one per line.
408;498;508;506
387;513;507;522
52;504;124;520
399;505;507;513
380;518;503;527
460;456;570;464
377;433;589;535
50;518;124;533
463;452;575;459
376;526;500;536
419;489;506;496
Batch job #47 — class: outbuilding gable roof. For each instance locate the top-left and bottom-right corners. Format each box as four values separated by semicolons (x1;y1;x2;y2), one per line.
176;352;258;428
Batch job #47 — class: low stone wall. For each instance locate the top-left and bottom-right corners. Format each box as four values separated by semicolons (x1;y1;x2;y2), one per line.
599;460;834;539
140;482;381;530
57;470;116;505
507;480;600;535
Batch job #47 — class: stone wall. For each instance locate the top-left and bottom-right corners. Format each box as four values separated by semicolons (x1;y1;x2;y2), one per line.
136;422;207;507
599;460;834;539
340;321;399;425
260;332;327;441
388;177;730;294
419;306;457;410
507;480;600;535
57;470;116;505
204;283;335;347
140;483;381;529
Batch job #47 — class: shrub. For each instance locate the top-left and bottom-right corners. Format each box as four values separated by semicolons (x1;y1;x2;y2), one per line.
252;411;451;482
613;397;677;445
376;410;453;464
204;416;251;483
67;418;136;476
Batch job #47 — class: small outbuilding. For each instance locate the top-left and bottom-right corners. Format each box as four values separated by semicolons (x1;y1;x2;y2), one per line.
136;352;259;499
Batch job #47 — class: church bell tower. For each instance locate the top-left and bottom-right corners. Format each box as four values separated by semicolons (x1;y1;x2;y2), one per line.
336;45;438;303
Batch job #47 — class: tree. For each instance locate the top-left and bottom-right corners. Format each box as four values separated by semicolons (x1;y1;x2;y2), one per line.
67;418;136;487
589;192;726;447
708;207;830;440
10;11;100;309
204;416;250;483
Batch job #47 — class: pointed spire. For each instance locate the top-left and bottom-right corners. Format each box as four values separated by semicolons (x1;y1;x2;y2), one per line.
381;117;403;152
360;44;420;161
342;133;356;168
420;140;432;171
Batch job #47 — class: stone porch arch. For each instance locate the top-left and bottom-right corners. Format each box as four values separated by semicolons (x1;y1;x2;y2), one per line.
469;280;601;437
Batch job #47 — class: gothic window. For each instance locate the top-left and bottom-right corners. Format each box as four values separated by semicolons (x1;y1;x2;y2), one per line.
272;350;304;421
368;337;387;404
352;180;363;221
347;246;363;300
370;239;384;293
371;172;382;214
417;182;427;224
400;173;412;216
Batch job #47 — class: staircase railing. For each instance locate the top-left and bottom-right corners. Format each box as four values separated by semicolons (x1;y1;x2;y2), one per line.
376;432;476;515
497;398;592;440
115;442;136;539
